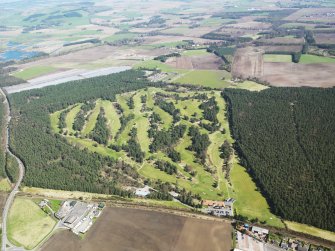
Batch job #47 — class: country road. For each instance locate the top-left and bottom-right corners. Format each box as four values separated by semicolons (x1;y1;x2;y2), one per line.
0;88;25;251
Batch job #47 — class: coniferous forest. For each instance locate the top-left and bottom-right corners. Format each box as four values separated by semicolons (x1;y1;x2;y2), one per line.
8;70;155;196
223;87;335;231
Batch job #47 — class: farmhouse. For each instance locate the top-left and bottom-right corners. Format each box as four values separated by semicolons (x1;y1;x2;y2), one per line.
203;198;235;217
135;185;151;197
251;226;269;237
55;201;74;219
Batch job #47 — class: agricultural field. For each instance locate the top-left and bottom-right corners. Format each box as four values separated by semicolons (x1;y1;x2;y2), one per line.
50;86;282;226
12;66;58;80
264;54;292;63
41;207;232;251
299;54;335;64
7;197;56;250
172;70;231;88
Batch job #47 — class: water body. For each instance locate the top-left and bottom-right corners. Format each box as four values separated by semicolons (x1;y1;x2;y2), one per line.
0;41;42;62
0;50;41;62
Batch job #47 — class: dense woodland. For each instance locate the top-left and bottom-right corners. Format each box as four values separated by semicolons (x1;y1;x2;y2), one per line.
89;108;109;145
188;126;210;163
8;70;156;196
223;88;335;231
123;128;145;163
0;62;26;87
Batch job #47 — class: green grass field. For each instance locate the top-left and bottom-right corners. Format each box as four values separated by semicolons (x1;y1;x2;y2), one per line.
12;66;57;80
49;110;63;133
182;49;209;56
103;32;137;43
48;199;61;212
0;178;11;191
7;197;56;250
264;54;292;63
82;100;102;135
285;221;335;242
100;100;121;143
299;54;335;64
172;70;231;88
134;60;187;73
231;163;284;228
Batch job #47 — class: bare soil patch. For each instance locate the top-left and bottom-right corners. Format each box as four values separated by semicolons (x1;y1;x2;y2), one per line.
15;45;168;71
232;47;335;87
232;47;264;79
257;45;303;53
166;54;223;70
314;33;335;45
42;207;232;251
262;62;335;87
257;37;304;45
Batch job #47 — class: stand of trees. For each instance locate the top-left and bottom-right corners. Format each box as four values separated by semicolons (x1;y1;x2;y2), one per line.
73;101;95;131
123;128;145;163
58;109;68;131
89;108;109;145
5;154;19;183
0;62;26;87
149;124;187;153
177;188;202;207
8;70;155;196
155;98;181;123
219;140;233;160
223;88;335;231
127;95;135;109
188;126;210;163
155;160;177;175
154;53;181;62
116;114;135;140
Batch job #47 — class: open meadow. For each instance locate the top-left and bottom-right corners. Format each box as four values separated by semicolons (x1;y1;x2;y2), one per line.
7;197;56;250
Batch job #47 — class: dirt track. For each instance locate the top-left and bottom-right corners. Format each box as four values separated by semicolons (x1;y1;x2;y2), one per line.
41;207;232;251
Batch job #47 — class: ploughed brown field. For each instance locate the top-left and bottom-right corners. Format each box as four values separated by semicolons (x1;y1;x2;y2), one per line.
42;207;232;251
232;47;335;87
166;54;224;70
262;62;335;87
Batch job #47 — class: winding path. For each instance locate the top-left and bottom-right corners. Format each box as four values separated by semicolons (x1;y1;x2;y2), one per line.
0;89;25;251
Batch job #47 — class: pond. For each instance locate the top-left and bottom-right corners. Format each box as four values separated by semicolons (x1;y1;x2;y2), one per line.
0;41;42;62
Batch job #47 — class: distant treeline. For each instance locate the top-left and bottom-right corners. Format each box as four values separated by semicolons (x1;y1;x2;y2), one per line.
202;33;253;44
154;53;181;62
223;87;335;232
64;38;101;47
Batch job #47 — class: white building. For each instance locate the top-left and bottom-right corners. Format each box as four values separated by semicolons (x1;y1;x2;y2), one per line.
135;185;151;197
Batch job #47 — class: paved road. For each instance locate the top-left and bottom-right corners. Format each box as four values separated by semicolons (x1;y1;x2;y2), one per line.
0;89;26;251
